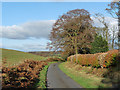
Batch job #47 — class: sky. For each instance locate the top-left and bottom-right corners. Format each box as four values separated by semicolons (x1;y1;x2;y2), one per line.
1;0;113;2
0;1;118;52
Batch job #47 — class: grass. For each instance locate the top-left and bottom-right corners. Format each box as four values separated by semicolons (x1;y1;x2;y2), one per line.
59;62;112;88
37;61;58;88
2;48;48;66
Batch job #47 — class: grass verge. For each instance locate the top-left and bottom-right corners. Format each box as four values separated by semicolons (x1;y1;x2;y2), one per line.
59;62;111;88
37;61;58;88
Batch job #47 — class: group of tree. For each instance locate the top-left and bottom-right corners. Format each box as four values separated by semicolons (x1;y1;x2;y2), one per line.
47;0;119;59
105;0;120;50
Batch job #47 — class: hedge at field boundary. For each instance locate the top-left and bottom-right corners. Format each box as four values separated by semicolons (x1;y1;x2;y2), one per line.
2;60;48;88
2;57;63;88
67;49;119;68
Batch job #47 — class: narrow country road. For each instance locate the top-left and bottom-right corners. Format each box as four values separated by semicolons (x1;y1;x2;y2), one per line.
47;63;82;88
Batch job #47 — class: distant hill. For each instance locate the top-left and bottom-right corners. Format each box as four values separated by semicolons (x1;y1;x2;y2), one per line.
28;51;61;57
2;48;48;66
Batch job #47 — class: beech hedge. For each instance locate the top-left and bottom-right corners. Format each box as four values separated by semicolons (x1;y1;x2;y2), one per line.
67;50;119;68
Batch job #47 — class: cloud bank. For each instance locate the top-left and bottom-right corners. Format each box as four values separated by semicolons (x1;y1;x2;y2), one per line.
0;20;55;39
13;43;48;51
91;17;118;28
0;43;2;48
3;43;48;52
1;17;118;40
1;17;118;51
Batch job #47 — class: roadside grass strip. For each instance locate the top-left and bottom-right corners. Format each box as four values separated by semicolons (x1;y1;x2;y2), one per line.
59;62;111;88
37;62;57;88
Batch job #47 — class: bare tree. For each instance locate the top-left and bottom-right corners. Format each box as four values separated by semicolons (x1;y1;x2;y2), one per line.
110;25;118;49
94;13;110;43
106;0;119;19
106;1;120;50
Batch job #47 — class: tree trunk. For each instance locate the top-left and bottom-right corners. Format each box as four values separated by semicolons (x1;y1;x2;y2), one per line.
74;37;78;63
112;34;115;49
106;28;108;43
112;30;115;49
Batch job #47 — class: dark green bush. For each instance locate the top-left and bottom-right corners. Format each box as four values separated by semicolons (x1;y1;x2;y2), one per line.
90;35;109;54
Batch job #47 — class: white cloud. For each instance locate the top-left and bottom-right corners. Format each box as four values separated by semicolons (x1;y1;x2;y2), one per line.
92;16;118;31
91;16;118;28
0;43;2;48
3;43;48;52
23;43;47;51
0;20;55;39
1;17;118;40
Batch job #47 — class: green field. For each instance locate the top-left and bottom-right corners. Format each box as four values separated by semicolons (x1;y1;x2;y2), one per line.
2;48;48;66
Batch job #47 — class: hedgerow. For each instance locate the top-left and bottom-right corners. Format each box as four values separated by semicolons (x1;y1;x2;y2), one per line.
2;59;48;88
67;50;118;68
1;57;63;88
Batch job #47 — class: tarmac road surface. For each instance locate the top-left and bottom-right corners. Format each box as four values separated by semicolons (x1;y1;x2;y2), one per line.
47;63;82;88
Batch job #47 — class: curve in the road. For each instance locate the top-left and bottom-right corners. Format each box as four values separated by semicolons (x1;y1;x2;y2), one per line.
47;63;82;88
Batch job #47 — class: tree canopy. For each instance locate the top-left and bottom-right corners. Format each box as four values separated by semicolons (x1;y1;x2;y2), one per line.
48;9;95;57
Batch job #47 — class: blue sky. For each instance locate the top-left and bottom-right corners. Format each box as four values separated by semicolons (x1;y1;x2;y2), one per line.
2;2;111;26
1;2;117;52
